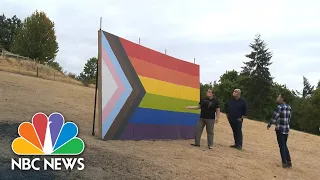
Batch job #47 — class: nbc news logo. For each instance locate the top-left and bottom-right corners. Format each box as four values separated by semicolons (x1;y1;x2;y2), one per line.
11;112;85;171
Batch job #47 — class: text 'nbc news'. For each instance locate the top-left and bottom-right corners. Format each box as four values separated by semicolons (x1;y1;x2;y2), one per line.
11;158;85;171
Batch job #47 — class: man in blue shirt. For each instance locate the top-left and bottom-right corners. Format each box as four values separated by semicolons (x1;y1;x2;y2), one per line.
267;93;292;168
225;89;247;150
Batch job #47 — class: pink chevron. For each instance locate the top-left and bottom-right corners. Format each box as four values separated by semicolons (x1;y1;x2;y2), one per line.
101;46;125;124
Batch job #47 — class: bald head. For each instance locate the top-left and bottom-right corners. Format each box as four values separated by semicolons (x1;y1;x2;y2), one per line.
232;89;241;99
235;89;241;94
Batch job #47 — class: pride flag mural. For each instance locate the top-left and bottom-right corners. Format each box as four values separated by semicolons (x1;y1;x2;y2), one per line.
98;30;200;140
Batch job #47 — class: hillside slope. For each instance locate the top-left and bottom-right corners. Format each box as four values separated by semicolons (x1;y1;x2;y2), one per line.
0;56;93;87
0;71;319;180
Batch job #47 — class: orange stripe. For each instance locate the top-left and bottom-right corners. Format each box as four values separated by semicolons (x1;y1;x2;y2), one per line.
130;57;199;88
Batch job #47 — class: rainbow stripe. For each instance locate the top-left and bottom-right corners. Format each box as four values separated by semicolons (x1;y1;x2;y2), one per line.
99;31;200;140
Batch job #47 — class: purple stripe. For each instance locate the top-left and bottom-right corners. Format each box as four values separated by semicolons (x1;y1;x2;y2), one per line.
119;123;195;140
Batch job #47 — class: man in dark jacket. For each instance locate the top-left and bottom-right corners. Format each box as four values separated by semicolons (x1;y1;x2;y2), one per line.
225;89;247;150
186;89;220;149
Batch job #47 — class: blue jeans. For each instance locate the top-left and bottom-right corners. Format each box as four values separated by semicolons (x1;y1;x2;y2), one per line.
276;130;291;164
229;119;243;147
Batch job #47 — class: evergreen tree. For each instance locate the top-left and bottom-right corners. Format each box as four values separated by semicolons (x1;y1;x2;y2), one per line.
11;10;58;63
241;34;274;120
302;76;314;98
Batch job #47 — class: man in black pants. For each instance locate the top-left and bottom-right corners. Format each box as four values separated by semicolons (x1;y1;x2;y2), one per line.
186;89;220;149
225;89;247;150
267;93;292;168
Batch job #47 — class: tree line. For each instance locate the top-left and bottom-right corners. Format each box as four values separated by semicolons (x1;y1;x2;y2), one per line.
201;34;320;135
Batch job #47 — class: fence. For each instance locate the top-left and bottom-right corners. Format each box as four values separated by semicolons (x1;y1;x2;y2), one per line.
1;49;30;60
0;49;86;87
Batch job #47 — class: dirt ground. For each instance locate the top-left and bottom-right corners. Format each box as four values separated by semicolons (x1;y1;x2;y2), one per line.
0;70;319;180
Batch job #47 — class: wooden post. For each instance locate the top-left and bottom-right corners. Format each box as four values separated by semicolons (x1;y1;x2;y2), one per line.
100;17;102;29
37;67;39;77
165;49;167;55
93;19;102;137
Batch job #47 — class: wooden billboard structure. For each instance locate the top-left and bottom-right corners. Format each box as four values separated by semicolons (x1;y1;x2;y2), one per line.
95;30;200;140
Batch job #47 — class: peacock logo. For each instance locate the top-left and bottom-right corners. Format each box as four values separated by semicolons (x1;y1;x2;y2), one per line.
11;112;85;155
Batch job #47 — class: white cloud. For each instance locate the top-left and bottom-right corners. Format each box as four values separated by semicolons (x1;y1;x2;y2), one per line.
1;0;320;91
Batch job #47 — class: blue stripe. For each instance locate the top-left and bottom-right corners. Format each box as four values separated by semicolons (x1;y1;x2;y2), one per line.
101;32;132;138
129;107;200;126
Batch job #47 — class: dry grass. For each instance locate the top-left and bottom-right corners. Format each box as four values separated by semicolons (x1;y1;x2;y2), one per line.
0;56;94;88
0;71;319;180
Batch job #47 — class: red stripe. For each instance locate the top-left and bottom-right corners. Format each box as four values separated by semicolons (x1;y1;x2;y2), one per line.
119;38;199;76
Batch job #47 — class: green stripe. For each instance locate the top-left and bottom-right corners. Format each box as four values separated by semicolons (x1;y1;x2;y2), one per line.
139;93;200;114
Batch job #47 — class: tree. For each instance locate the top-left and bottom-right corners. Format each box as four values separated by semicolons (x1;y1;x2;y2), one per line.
291;87;320;134
11;10;58;63
47;61;63;72
78;57;97;85
316;80;320;89
219;70;239;83
241;34;274;120
241;34;273;80
302;76;314;98
0;14;22;51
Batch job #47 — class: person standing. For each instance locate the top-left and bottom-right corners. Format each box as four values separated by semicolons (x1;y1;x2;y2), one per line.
186;89;220;149
267;93;292;168
225;89;247;150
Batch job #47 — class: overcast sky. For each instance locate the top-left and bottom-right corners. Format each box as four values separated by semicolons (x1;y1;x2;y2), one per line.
1;0;319;91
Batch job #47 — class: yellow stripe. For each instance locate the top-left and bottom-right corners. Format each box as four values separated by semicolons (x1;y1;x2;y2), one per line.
139;76;199;101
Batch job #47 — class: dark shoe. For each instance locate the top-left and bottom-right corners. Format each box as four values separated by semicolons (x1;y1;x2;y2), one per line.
230;145;237;148
190;144;200;147
236;146;242;151
282;163;289;168
287;161;292;168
